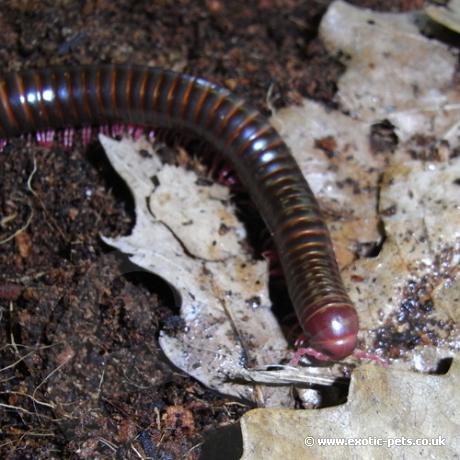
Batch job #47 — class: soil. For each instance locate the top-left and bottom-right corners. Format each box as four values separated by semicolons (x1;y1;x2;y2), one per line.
0;1;425;459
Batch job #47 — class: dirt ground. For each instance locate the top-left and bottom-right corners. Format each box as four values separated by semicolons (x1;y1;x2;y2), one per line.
0;1;425;458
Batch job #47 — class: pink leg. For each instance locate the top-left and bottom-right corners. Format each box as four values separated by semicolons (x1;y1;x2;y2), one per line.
36;129;55;148
290;347;333;365
352;349;389;367
289;345;389;367
216;166;232;184
133;126;145;141
81;126;92;145
262;249;284;277
63;128;75;148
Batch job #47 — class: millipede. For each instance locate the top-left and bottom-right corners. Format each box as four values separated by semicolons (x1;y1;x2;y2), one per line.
0;64;359;360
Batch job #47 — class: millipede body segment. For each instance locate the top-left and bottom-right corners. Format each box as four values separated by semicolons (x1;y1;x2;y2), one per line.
0;65;359;359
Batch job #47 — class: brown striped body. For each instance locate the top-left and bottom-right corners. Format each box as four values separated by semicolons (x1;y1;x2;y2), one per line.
0;65;359;359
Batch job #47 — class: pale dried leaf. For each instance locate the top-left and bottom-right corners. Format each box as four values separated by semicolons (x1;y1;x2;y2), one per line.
241;359;460;459
99;135;292;407
320;0;460;144
344;157;460;333
272;0;460;365
96;0;460;414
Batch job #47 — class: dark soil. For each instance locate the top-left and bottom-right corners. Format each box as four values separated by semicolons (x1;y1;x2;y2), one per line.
0;1;425;458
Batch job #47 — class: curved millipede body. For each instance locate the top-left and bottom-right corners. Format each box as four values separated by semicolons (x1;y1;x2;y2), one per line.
0;65;359;359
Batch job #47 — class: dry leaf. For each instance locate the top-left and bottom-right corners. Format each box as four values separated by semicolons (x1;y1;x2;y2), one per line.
99;135;292;407
99;1;460;415
320;0;459;141
272;0;460;365
344;157;460;357
240;358;460;459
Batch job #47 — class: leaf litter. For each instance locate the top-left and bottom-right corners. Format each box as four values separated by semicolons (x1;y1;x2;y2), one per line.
240;360;460;459
100;0;460;457
100;135;293;408
240;1;460;458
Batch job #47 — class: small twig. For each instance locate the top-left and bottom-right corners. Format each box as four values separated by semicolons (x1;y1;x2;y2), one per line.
97;368;106;397
9;302;19;354
154;407;161;431
0;440;14;449
31;353;73;418
26;156;38;193
0;343;59;373
223;401;248;408
0;430;55;451
0;390;56;409
0;206;33;245
265;82;277;116
98;437;118;452
0;211;18;227
187;442;203;455
130;444;146;459
0;157;38;245
26;156;69;242
10;430;55;437
230;364;348;387
0;350;36;373
0;402;57;421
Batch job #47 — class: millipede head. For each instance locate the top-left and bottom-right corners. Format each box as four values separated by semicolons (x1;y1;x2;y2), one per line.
302;304;359;360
